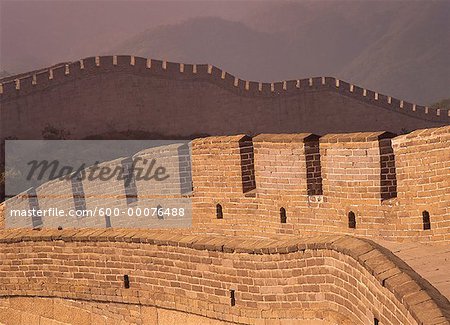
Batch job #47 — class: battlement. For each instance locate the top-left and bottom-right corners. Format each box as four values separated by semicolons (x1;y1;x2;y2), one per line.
2;125;449;243
0;55;450;128
0;126;449;324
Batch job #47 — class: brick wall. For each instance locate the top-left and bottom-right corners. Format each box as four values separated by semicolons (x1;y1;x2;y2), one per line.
0;230;448;325
250;134;322;235
0;203;3;229
189;127;450;241
191;135;257;233
391;126;450;241
318;131;396;236
1;56;448;145
0;296;234;325
2;126;449;242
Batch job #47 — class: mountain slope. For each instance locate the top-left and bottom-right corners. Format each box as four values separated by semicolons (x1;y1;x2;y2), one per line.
112;1;450;104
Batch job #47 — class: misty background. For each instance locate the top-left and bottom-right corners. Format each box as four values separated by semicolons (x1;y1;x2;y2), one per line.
0;0;449;105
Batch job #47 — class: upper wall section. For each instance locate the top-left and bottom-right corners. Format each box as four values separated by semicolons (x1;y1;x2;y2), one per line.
190;125;450;242
0;55;449;141
3;126;448;243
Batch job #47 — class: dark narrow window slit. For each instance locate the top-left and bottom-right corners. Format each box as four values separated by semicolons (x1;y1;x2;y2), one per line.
105;215;112;228
123;275;130;289
348;211;356;229
216;204;223;219
422;210;431;230
280;207;287;224
230;289;236;306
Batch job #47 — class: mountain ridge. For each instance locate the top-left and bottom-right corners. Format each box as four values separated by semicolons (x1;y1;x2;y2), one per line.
111;1;450;104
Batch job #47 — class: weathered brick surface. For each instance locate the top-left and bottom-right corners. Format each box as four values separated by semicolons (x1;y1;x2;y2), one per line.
191;135;258;231
391;127;450;241
0;296;235;325
0;203;3;229
2;126;449;242
191;126;449;242
0;230;448;325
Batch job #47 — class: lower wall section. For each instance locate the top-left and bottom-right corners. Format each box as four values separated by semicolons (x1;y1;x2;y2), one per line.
0;296;234;325
0;230;448;325
0;296;343;325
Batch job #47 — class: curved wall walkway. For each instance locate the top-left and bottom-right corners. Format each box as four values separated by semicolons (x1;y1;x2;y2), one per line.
0;229;448;325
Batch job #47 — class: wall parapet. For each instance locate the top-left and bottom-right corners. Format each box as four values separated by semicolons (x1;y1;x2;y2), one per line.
253;133;319;143
320;131;396;143
3;125;449;242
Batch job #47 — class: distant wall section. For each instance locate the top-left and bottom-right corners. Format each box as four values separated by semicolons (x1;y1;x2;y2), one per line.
1;56;448;143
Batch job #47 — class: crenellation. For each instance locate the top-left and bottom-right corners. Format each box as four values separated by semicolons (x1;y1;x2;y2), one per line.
82;56;97;69
273;81;284;92
196;64;210;76
15;75;34;93
52;65;66;80
4;126;447;241
390;97;401;109
33;70;49;88
284;80;298;93
312;77;322;87
209;65;222;80
165;61;181;74
134;56;147;70
1;55;448;127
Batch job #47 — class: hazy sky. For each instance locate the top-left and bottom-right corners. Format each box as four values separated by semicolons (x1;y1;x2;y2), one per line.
1;0;448;104
0;0;259;72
